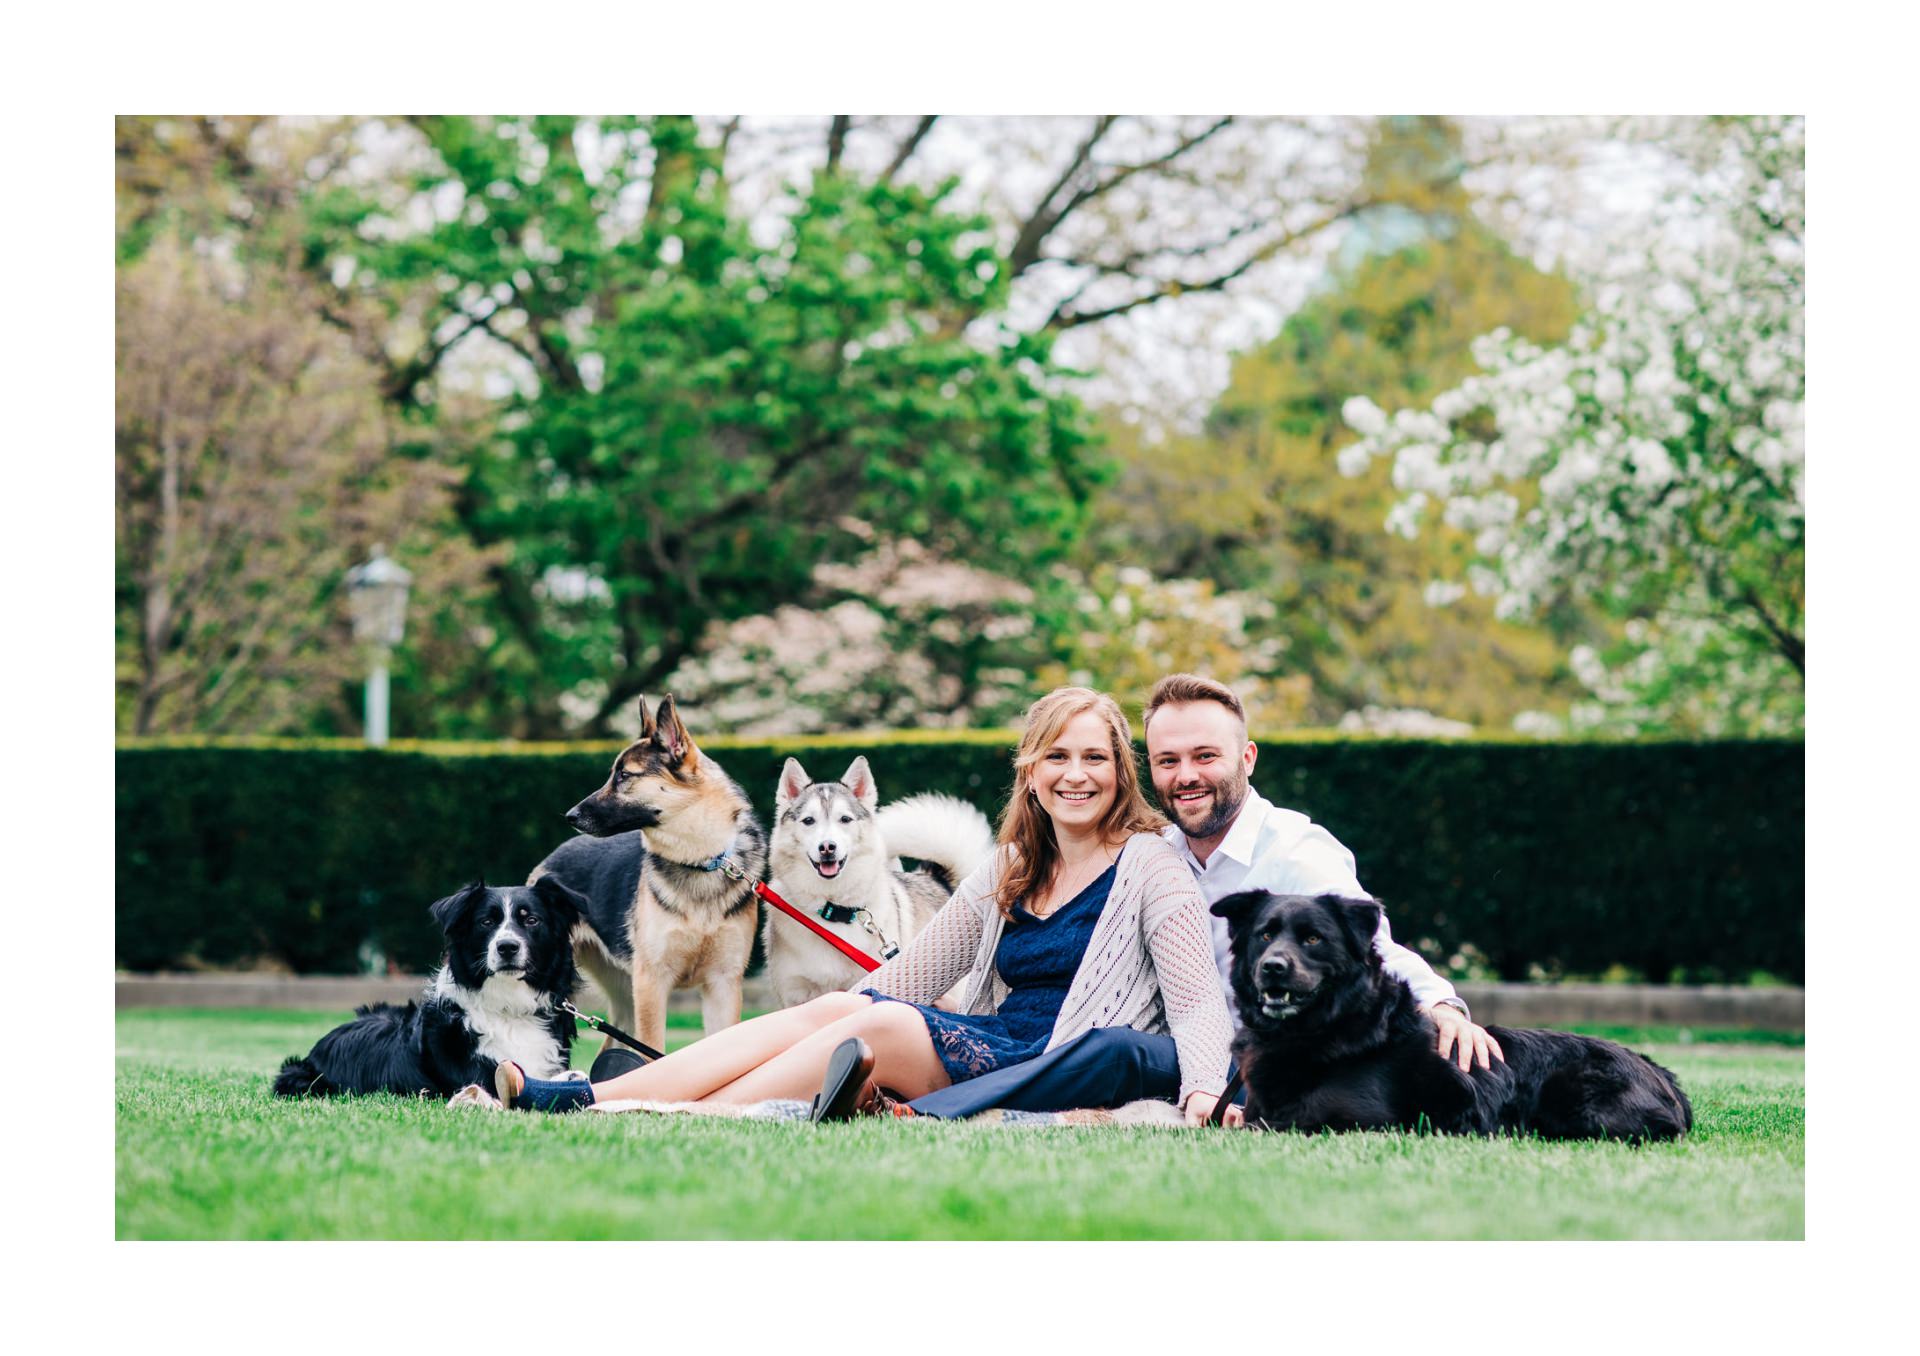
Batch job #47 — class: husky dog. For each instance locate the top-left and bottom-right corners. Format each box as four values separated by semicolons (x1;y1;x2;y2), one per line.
273;879;585;1099
530;695;769;1055
764;756;996;1008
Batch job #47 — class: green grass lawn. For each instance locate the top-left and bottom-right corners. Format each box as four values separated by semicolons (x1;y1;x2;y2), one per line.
116;1007;1804;1240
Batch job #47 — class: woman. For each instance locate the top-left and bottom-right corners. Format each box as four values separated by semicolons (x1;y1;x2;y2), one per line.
493;687;1234;1123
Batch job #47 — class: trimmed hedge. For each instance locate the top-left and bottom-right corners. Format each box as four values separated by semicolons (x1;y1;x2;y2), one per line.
115;734;1804;982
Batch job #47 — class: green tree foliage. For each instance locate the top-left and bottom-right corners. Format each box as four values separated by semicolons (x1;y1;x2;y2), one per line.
117;116;1489;740
1090;119;1586;728
297;116;1097;736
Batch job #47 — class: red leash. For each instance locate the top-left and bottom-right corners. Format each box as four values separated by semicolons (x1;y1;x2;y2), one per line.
752;881;884;973
716;859;884;972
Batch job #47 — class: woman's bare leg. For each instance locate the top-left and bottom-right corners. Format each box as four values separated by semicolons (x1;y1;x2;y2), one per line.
585;991;873;1103
703;999;951;1105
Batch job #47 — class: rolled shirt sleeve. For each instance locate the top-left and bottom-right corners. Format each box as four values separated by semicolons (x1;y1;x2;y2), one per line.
1221;825;1465;1018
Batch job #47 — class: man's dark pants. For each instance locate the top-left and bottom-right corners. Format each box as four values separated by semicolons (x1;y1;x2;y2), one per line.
906;1027;1184;1118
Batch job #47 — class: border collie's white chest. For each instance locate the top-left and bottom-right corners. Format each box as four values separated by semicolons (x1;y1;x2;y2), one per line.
430;969;568;1076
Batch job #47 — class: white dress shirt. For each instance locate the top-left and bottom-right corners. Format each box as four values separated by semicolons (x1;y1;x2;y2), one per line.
1161;789;1466;1018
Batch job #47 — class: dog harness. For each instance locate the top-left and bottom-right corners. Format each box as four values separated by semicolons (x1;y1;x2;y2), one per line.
817;901;900;958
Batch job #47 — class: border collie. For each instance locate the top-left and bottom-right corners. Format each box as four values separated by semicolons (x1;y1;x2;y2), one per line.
273;878;586;1099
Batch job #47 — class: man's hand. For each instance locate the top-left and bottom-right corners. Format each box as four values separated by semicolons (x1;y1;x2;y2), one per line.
1428;1003;1504;1072
1183;1091;1244;1127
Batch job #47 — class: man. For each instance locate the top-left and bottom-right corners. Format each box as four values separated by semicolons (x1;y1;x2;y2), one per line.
905;673;1501;1123
1145;675;1501;1081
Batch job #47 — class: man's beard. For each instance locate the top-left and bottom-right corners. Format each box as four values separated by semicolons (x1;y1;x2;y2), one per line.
1166;765;1249;841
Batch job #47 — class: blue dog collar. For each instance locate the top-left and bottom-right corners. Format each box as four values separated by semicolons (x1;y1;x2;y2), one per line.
695;836;737;873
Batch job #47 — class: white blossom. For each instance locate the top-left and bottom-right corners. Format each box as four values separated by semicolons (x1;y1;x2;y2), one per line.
1627;439;1676;490
1384;493;1428;540
1430;388;1475;422
1390;443;1444;494
1511;710;1564;738
1336;706;1473;738
1341;395;1387;436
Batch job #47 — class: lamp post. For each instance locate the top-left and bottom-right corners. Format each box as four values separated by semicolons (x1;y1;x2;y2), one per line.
345;545;412;747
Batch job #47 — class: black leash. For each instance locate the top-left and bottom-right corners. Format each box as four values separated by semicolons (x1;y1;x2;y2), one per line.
1209;1067;1246;1127
561;1000;666;1063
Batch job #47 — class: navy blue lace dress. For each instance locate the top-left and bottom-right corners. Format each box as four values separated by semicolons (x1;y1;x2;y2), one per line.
872;863;1116;1084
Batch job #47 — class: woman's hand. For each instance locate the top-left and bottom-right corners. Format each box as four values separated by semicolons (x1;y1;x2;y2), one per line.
1183;1091;1243;1127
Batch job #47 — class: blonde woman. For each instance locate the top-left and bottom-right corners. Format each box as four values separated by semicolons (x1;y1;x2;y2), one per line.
493;688;1234;1123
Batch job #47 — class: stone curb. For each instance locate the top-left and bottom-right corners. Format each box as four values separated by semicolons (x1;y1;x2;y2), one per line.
116;972;1804;1030
1454;982;1802;1031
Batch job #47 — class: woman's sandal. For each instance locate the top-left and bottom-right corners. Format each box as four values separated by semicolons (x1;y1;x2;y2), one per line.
494;1059;527;1109
856;1083;916;1118
810;1037;876;1123
491;1059;595;1112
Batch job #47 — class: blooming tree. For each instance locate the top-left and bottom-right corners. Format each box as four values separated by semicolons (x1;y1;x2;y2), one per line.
664;555;1316;736
1336;117;1804;736
659;535;1040;735
1039;567;1313;729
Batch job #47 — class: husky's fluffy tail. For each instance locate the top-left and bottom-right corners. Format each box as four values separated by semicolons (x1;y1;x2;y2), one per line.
876;794;996;891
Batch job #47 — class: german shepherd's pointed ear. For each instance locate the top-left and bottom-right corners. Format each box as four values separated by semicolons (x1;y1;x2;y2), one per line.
653;694;693;766
1324;894;1383;962
777;757;812;810
841;756;878;810
1210;889;1271;938
428;880;489;934
530;874;588;929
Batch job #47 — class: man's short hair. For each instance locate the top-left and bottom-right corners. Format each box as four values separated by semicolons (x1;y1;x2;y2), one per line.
1143;673;1246;731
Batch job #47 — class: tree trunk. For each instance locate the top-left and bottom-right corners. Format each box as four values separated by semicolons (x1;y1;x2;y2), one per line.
137;431;182;734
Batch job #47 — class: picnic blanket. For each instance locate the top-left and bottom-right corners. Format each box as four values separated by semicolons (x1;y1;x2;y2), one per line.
449;1084;1189;1127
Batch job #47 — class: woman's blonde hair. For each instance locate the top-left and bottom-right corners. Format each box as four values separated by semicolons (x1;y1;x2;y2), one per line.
994;687;1166;919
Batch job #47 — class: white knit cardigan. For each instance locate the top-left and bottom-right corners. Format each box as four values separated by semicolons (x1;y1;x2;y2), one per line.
851;832;1233;1106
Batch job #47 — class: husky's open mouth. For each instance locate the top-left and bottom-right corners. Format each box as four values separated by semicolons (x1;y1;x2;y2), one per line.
813;859;843;879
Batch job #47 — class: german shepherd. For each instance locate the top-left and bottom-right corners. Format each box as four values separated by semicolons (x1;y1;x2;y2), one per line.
529;695;768;1055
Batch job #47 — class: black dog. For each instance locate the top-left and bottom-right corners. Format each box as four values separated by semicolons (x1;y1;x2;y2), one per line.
1211;891;1692;1140
273;878;587;1099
